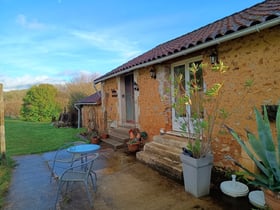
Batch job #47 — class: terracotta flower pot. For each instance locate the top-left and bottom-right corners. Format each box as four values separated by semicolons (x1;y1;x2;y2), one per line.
91;137;100;144
127;142;140;152
263;189;280;210
101;133;109;139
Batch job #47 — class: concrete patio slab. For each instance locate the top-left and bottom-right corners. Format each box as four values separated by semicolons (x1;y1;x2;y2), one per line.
4;154;57;210
3;144;254;210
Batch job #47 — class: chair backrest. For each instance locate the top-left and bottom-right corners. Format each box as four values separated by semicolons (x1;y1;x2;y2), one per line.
50;141;88;181
84;153;99;177
60;152;99;180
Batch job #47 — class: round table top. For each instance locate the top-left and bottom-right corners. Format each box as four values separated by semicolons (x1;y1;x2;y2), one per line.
67;144;100;154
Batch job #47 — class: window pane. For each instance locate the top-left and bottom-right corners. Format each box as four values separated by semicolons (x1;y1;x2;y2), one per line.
189;61;204;118
174;64;186;117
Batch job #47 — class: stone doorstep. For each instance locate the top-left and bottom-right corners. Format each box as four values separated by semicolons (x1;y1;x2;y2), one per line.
102;126;132;150
135;134;187;183
101;138;125;150
109;127;132;136
136;150;183;182
153;134;187;148
107;131;129;142
143;142;182;162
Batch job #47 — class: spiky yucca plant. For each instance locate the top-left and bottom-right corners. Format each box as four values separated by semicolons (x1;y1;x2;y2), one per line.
225;106;280;192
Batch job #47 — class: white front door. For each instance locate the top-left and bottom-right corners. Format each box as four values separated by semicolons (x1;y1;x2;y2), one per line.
124;74;135;123
171;56;202;132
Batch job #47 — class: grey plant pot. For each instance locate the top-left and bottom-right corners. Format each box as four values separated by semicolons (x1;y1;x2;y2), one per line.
180;153;213;198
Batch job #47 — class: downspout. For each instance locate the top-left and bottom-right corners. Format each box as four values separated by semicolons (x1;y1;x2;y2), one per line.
93;80;101;97
94;17;280;83
74;103;81;128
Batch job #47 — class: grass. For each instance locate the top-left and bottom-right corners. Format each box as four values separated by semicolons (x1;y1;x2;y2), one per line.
0;118;86;208
0;156;15;208
5;119;86;156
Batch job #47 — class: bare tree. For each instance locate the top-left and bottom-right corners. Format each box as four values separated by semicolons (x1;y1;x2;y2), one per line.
4;89;26;118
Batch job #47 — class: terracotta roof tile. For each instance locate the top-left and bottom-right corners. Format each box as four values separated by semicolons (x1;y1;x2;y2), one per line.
76;91;101;104
95;0;280;82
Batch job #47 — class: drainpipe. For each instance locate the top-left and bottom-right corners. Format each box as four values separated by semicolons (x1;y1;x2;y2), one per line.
93;80;101;97
74;103;81;128
94;17;280;83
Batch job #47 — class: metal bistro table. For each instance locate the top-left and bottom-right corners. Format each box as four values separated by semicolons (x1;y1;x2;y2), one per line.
67;144;100;163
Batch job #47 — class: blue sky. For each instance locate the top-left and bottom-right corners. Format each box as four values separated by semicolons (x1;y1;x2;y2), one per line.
0;0;263;91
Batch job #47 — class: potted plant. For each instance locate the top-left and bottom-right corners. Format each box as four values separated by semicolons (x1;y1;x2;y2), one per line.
225;106;280;210
140;131;148;145
88;130;100;144
127;128;141;152
101;132;109;139
174;62;228;197
127;138;140;152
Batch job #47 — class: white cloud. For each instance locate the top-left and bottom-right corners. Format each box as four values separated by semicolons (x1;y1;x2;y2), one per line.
0;69;101;91
1;15;147;91
1;74;67;91
71;30;141;60
16;14;46;30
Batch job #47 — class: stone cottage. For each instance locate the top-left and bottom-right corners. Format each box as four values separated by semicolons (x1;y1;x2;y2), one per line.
94;0;280;181
74;91;102;131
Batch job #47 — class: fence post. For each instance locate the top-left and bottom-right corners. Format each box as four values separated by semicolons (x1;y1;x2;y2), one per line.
0;83;6;163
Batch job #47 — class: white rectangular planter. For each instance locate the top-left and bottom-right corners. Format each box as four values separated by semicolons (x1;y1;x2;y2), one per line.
180;153;213;198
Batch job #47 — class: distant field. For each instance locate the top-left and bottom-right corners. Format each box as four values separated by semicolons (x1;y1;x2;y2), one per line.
5;119;86;156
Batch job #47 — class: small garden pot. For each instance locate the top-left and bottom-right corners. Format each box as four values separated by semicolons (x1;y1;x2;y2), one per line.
91;137;100;144
263;189;280;210
127;142;140;152
101;133;109;139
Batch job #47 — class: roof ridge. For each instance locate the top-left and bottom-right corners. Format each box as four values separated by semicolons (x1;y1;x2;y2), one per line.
156;0;266;47
95;0;280;82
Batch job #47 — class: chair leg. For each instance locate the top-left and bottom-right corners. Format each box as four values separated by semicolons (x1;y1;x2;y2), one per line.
65;181;70;193
84;181;93;207
50;171;54;183
55;181;64;208
90;172;97;192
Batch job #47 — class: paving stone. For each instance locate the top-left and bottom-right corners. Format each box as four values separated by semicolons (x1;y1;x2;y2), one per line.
3;146;253;210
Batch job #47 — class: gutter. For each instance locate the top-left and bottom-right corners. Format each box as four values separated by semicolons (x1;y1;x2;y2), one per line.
94;17;280;84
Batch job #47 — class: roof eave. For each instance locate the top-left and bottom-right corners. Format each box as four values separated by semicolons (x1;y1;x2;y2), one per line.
74;102;99;106
94;17;280;84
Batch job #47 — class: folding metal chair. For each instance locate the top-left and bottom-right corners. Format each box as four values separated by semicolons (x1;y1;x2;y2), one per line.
49;141;87;182
54;153;99;208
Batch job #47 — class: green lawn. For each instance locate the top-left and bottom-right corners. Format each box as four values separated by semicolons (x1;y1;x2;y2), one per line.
0;119;87;208
5;119;86;156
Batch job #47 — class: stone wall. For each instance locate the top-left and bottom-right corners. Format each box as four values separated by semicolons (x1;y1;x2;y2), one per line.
100;25;280;169
81;105;104;133
102;77;119;130
136;65;172;139
211;25;280;169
